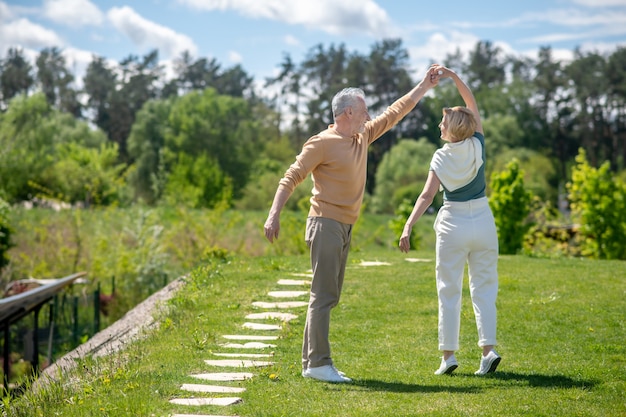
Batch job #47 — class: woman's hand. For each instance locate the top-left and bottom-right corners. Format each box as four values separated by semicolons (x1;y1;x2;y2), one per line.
399;225;412;253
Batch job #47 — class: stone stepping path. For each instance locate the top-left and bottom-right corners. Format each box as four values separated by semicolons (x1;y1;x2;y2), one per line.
358;260;391;266
268;290;309;298
405;258;432;262
173;415;239;417
289;272;312;277
277;278;311;286
242;322;281;330
222;334;278;340
172;414;239;417
204;359;274;368
170;275;310;414
170;397;242;406
189;372;253;381
221;341;276;349
252;301;308;309
213;353;272;358
181;383;246;393
245;312;298;321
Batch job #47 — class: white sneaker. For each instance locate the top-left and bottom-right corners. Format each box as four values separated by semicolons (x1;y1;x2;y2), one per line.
302;365;346;377
475;350;501;375
303;365;352;383
434;355;458;375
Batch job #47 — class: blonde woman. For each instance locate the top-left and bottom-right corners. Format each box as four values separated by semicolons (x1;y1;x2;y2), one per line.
399;66;500;376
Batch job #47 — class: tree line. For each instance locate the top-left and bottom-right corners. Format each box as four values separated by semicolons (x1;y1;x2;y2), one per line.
0;39;625;212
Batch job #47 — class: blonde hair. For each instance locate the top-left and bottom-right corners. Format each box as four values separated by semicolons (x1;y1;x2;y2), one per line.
442;106;476;141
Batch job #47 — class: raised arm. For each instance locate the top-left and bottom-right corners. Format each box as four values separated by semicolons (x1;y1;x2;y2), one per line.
436;66;483;135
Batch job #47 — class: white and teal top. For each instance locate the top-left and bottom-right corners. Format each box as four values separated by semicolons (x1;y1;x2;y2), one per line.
430;131;486;202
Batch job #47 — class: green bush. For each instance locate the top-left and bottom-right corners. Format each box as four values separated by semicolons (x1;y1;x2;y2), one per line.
489;158;533;254
389;199;421;251
0;198;13;271
567;148;626;260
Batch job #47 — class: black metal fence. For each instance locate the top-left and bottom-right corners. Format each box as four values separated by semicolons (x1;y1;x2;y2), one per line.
0;273;102;394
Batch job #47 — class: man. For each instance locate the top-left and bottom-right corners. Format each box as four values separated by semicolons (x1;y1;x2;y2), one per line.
264;66;439;383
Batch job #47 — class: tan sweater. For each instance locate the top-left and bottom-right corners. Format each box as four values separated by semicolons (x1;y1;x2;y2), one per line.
278;94;417;225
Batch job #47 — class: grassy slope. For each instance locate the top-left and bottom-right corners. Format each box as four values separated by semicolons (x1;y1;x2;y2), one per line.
7;244;625;417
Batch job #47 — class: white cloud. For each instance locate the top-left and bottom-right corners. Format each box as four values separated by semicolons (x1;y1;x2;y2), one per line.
0;18;64;53
0;1;14;21
228;50;242;64
518;8;626;28
407;30;481;77
177;0;395;38
570;0;626;6
43;0;104;27
107;6;198;58
284;34;300;47
60;46;100;87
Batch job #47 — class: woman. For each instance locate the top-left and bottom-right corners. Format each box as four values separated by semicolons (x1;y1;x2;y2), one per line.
399;65;500;376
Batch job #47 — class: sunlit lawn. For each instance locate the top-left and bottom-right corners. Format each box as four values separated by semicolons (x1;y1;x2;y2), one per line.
5;246;625;417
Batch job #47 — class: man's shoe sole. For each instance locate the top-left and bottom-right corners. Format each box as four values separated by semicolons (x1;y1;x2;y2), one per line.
303;373;351;383
487;357;501;373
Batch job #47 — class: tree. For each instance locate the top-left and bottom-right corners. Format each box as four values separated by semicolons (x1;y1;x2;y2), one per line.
265;53;305;148
165;88;262;199
42;142;126;206
83;55;117;140
128;88;272;205
605;47;626;171
565;49;610;168
372;138;438;214
0;47;34;108
162;153;232;209
0;93;108;203
35;47;81;116
465;41;506;92
216;64;254;98
490;148;558;204
109;50;163;162
365;39;421;194
127;99;173;204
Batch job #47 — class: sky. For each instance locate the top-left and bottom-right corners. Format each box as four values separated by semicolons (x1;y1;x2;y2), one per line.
1;0;625;90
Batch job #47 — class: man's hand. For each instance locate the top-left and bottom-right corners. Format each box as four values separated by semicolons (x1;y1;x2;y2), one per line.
264;216;280;243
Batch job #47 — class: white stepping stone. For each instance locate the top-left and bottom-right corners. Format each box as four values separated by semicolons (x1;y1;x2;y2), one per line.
277;279;311;286
173;415;239;417
252;301;308;309
214;352;272;358
405;258;432;262
358;260;391;266
221;342;277;349
268;290;308;298
245;312;298;321
173;414;239;417
190;372;253;381
204;359;274;367
242;322;281;330
290;272;312;277
169;397;241;406
181;383;246;393
222;334;278;340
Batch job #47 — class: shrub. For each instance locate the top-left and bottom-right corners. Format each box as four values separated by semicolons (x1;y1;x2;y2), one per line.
389;199;421;251
0;198;13;271
567;148;626;260
489;158;533;254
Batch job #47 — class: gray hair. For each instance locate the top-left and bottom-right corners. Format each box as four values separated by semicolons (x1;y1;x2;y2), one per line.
332;87;365;120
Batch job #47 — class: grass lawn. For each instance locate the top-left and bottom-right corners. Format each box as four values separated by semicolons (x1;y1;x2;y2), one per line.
5;247;626;417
